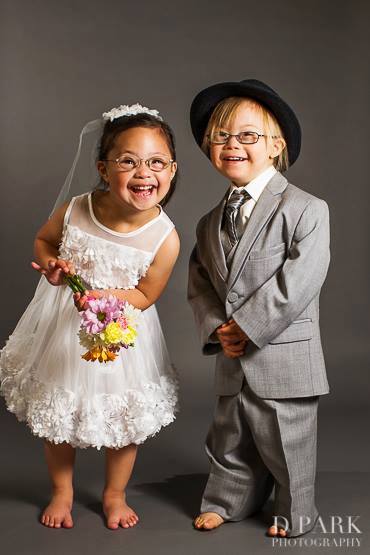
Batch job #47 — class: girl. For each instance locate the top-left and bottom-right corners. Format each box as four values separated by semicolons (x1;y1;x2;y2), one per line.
0;104;180;530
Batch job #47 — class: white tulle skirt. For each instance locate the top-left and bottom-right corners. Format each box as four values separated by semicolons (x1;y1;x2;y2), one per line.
0;277;179;450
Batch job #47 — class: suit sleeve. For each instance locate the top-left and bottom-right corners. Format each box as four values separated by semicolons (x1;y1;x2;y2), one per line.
188;240;227;356
232;198;330;348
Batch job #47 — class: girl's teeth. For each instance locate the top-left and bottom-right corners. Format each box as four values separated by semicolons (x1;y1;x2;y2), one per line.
131;185;154;198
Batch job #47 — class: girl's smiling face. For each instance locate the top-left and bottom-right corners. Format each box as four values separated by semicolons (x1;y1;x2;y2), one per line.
209;101;284;186
97;127;177;212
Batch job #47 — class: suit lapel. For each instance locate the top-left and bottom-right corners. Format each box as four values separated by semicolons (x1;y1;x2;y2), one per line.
227;172;288;289
207;191;229;281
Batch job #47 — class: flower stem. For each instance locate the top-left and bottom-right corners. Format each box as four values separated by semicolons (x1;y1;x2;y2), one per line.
64;273;86;294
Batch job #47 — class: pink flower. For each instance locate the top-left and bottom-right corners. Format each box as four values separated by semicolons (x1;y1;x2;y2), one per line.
80;295;124;335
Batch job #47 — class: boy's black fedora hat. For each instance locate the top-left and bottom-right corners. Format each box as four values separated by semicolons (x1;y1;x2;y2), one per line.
190;79;301;166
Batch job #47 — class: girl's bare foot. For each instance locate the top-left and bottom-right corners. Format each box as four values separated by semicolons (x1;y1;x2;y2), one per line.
267;525;287;537
40;487;74;529
102;490;139;530
193;512;224;530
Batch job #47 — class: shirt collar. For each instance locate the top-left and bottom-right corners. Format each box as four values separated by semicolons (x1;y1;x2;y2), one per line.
227;165;277;202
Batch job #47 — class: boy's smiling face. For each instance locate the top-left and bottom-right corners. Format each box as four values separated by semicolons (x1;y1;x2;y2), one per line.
209;100;284;186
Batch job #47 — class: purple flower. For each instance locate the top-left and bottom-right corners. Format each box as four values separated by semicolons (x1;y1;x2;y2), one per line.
80;295;125;335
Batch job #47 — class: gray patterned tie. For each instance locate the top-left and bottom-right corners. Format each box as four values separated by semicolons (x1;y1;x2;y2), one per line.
224;189;251;246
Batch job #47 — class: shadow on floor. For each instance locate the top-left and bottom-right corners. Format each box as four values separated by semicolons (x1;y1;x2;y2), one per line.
0;480;107;524
133;472;273;531
0;473;274;533
133;473;207;518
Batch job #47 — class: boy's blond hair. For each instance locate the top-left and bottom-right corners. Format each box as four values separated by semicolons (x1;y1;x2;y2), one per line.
201;96;289;172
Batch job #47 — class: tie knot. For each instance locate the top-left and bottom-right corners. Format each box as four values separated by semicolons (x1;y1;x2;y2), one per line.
226;189;251;212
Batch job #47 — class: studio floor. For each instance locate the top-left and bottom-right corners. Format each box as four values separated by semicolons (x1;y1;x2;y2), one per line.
1;393;369;555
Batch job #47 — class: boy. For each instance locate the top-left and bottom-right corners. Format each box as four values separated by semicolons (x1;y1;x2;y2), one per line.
188;79;330;537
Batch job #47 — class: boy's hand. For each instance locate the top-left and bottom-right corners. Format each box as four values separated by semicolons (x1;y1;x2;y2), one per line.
217;319;249;344
222;339;248;358
31;258;76;286
216;319;249;359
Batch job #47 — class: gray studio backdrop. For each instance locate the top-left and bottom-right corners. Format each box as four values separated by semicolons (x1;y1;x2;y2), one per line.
1;0;369;479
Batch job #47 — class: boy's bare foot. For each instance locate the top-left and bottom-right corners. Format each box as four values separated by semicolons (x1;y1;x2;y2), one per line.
102;490;139;530
267;525;287;537
40;487;74;528
193;512;224;530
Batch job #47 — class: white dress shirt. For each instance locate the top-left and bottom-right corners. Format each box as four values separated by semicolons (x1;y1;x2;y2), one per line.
227;165;277;234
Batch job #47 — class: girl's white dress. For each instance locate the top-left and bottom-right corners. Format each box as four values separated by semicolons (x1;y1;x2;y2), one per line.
0;192;179;450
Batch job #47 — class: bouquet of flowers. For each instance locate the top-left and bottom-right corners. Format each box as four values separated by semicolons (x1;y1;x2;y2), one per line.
64;273;140;363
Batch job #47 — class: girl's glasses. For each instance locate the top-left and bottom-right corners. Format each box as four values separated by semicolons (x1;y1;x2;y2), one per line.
208;131;279;145
104;153;174;172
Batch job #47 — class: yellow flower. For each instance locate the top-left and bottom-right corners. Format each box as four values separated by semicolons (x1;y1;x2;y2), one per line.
102;322;125;344
121;325;137;345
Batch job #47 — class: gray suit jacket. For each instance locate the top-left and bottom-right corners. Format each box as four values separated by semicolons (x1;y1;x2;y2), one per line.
188;171;330;399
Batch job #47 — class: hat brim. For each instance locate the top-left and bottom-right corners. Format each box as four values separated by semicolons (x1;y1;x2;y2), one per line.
190;80;301;166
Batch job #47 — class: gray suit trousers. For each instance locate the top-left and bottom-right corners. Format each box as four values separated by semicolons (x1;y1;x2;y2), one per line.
201;377;319;537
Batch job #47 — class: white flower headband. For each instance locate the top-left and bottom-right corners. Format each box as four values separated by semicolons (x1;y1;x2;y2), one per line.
102;103;163;122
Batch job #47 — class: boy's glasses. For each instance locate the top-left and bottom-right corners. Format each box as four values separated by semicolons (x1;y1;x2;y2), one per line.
208;131;278;145
104;153;174;172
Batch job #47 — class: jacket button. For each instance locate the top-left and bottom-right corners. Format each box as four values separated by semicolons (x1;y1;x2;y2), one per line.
228;291;238;302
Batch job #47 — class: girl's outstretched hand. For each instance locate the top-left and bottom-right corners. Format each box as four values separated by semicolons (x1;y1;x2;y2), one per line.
31;259;76;286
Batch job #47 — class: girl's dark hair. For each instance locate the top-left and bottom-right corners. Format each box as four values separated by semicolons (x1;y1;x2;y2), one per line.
96;113;178;207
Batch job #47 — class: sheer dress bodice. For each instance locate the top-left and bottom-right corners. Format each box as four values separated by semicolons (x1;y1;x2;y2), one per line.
59;192;175;289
